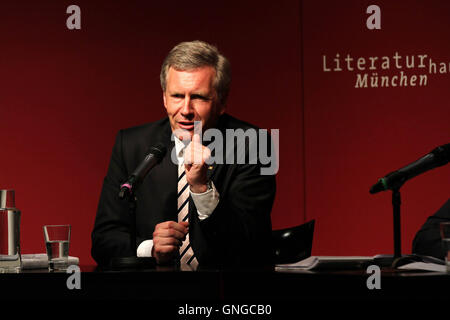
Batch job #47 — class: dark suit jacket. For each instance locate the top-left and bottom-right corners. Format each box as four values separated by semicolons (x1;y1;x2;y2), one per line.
412;198;450;260
91;114;276;268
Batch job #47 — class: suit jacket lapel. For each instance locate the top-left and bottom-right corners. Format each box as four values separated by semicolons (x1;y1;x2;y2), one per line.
206;163;218;181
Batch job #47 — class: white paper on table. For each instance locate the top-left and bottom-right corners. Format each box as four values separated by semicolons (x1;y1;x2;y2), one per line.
21;253;79;270
397;262;447;272
275;256;374;271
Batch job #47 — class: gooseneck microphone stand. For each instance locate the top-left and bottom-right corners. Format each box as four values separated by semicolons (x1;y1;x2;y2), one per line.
392;188;401;259
370;143;450;267
110;187;156;270
109;144;166;270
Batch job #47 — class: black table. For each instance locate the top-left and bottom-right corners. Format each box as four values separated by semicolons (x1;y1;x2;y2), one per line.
1;265;449;315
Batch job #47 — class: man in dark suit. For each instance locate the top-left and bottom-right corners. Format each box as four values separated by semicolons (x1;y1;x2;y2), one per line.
412;198;450;260
91;41;276;269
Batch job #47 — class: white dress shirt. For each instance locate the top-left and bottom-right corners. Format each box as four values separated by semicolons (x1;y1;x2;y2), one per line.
137;136;220;257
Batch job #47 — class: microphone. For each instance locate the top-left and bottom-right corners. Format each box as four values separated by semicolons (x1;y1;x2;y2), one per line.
370;143;450;194
119;143;167;199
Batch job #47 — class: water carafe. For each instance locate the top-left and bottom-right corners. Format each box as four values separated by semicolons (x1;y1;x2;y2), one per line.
0;190;21;272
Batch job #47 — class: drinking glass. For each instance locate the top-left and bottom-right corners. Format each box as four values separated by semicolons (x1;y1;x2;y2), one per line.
43;225;71;271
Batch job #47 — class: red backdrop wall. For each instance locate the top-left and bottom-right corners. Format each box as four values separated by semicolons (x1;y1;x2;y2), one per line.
0;1;448;266
303;0;450;256
0;1;303;265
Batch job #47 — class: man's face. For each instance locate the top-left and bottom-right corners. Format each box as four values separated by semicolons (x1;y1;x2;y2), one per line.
163;66;225;137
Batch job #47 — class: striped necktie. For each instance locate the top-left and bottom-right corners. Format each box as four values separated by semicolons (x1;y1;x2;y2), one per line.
178;163;198;268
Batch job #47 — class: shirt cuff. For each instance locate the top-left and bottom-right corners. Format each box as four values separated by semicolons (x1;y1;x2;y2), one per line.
137;239;154;257
190;181;220;220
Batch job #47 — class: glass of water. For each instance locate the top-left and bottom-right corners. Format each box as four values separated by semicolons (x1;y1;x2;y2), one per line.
43;225;71;271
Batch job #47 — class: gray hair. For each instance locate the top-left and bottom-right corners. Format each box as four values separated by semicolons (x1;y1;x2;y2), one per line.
160;40;231;106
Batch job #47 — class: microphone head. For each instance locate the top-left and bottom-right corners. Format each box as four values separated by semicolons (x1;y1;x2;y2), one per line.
369;178;387;194
148;143;167;161
431;143;450;166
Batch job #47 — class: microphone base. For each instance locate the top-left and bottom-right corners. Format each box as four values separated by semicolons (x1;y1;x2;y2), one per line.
110;256;156;271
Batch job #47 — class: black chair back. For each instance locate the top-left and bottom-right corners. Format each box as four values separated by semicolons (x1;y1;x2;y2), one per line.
272;220;315;264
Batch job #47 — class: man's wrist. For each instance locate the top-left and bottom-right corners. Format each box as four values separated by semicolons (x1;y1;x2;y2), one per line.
190;181;211;194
